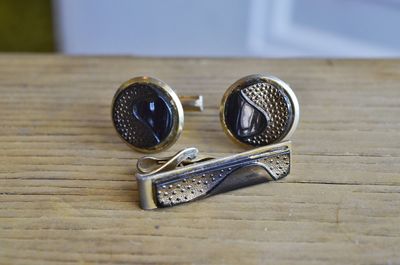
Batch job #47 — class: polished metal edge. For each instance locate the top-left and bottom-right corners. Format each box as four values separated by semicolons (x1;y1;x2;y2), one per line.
136;141;291;209
219;74;300;147
111;76;184;153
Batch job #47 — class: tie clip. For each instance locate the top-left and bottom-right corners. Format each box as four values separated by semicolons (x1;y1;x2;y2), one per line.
136;141;291;209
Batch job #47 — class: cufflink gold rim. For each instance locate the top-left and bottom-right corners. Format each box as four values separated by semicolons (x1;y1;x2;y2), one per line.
111;76;202;153
220;74;300;148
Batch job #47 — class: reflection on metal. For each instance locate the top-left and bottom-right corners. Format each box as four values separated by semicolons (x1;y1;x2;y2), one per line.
136;141;291;209
220;74;299;147
111;76;203;153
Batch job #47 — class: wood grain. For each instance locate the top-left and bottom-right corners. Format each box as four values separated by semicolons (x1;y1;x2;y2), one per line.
0;55;399;265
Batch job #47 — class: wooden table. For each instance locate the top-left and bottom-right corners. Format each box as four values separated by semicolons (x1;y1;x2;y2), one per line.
1;55;399;265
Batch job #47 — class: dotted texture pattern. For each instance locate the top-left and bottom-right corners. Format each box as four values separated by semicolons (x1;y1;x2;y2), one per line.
241;82;293;145
261;151;290;180
154;151;290;207
155;167;236;207
112;84;173;149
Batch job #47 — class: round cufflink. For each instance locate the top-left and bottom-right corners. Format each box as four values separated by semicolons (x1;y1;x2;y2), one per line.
111;76;203;153
220;74;299;147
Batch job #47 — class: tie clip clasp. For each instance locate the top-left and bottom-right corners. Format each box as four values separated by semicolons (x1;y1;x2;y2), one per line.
136;141;291;209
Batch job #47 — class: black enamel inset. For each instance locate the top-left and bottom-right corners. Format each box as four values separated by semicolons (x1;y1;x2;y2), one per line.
223;79;294;146
224;91;268;140
132;93;172;144
112;83;174;149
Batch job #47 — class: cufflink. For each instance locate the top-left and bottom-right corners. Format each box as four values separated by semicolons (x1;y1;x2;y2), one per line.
111;76;203;153
136;141;291;209
220;74;299;147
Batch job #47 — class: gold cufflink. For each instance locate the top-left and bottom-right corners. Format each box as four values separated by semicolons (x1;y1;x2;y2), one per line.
111;76;203;153
220;74;300;147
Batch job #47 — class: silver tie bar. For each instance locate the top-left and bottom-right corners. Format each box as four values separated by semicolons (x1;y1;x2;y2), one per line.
136;141;291;209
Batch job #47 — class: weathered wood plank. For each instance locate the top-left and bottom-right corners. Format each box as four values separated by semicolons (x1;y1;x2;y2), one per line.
0;55;399;264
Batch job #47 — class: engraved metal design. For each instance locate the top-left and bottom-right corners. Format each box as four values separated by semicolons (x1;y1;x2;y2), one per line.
154;151;290;207
241;82;293;145
111;76;184;153
136;141;291;209
154;166;235;207
220;74;300;147
113;83;174;148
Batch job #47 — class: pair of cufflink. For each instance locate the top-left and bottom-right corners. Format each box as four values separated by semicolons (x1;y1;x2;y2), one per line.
112;74;299;152
111;74;299;209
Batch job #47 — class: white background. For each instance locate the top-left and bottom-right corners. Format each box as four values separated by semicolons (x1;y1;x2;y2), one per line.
54;0;400;57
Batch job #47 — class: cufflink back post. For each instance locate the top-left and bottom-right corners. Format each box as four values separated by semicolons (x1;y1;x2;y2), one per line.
111;76;203;153
136;141;291;209
220;74;299;147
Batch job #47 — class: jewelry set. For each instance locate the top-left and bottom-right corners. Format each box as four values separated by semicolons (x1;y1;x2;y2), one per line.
111;74;299;209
